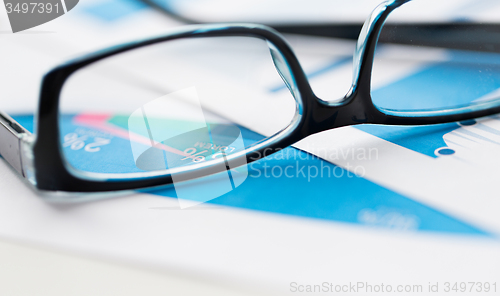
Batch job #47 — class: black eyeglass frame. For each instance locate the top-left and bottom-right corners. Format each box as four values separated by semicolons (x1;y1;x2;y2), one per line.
3;0;500;193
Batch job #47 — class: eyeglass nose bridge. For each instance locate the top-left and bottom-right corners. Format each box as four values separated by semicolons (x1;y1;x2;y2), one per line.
302;0;405;135
301;90;376;136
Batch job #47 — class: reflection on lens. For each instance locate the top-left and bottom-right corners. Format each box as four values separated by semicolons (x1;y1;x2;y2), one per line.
371;0;500;115
59;36;298;178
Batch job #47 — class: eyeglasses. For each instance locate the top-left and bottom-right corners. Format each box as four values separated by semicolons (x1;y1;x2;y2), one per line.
2;0;500;196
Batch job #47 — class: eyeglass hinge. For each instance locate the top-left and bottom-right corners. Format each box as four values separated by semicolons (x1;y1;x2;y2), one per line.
0;111;31;177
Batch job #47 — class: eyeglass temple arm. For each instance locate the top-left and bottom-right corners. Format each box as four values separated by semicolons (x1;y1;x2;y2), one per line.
0;111;30;177
136;0;500;53
273;23;500;53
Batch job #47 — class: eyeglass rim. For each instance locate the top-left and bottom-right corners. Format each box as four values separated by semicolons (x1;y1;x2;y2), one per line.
33;24;314;192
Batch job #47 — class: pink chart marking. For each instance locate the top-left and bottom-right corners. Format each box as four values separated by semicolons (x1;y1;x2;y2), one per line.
72;113;195;159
